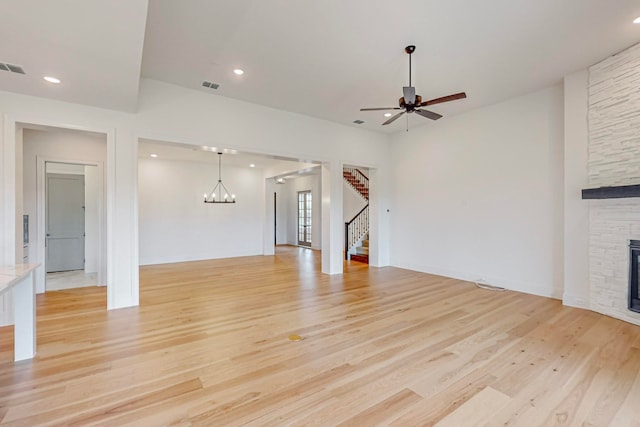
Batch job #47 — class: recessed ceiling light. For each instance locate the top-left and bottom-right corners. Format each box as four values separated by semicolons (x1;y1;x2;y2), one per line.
43;76;60;84
634;16;640;24
150;154;158;158
233;68;244;76
249;164;255;168
384;113;392;117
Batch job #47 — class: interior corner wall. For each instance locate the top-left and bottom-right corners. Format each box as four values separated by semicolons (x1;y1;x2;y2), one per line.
389;85;564;298
562;69;590;309
138;158;264;265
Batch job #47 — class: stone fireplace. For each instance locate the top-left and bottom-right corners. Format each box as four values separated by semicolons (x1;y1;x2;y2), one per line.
582;42;640;326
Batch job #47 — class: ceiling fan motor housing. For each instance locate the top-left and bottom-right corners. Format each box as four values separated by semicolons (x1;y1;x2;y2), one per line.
399;94;422;110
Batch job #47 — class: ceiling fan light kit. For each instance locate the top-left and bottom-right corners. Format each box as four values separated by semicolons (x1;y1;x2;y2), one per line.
360;45;467;128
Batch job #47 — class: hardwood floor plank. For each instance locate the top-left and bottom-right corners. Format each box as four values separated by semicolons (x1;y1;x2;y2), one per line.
434;386;511;427
336;388;423;426
0;246;638;425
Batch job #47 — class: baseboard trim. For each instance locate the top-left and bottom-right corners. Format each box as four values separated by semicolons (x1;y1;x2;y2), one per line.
391;261;562;300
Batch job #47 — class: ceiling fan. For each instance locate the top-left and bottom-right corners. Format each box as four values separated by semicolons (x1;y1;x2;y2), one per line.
360;45;467;126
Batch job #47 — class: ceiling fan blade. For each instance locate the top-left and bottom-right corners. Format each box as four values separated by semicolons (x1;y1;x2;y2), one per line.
360;107;403;111
420;92;467;107
382;111;405;125
415;109;443;120
403;86;416;104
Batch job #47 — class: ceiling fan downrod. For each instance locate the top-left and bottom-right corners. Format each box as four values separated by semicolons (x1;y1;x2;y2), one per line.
405;45;415;87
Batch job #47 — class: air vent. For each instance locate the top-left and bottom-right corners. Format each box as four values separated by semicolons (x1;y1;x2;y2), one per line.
0;62;25;74
353;120;365;124
202;80;219;90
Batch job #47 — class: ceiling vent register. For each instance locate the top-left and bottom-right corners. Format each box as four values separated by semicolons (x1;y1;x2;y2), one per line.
202;81;219;90
0;62;25;74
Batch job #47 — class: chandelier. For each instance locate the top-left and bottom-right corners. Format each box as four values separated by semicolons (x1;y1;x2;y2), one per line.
204;152;236;203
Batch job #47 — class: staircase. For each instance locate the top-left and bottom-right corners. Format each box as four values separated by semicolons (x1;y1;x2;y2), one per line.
343;169;369;200
344;167;369;264
350;236;369;263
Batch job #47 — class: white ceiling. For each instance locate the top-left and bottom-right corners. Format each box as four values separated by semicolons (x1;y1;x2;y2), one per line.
2;1;640;132
0;0;148;112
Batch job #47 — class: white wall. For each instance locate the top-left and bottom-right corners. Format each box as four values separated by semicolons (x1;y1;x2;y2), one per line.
23;129;106;292
138;158;265;265
390;85;565;298
562;70;590;309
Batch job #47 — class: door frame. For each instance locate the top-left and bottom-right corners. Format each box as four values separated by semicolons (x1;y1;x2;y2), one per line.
37;156;106;292
297;190;312;247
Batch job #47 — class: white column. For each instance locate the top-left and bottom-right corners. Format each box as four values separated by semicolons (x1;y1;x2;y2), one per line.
1;114;16;265
13;271;35;361
263;178;275;255
321;161;343;275
108;128;139;309
0;114;16;326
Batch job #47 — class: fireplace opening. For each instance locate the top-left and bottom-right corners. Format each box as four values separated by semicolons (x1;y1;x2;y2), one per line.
630;240;640;313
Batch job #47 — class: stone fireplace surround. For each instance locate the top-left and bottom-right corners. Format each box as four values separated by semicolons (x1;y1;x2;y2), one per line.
585;42;640;326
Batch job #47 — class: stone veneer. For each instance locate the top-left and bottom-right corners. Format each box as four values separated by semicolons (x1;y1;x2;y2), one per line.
588;42;640;325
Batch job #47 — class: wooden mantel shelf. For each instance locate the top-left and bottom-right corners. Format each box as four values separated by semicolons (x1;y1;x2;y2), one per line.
581;184;640;199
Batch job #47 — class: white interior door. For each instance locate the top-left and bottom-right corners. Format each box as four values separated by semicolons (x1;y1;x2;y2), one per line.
46;173;85;272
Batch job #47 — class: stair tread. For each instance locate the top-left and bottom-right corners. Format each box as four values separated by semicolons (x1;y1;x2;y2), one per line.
350;253;369;264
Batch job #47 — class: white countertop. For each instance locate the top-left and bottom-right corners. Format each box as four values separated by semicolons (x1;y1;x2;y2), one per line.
0;263;39;295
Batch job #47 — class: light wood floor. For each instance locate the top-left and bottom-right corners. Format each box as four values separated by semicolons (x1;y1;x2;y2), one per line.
1;246;639;426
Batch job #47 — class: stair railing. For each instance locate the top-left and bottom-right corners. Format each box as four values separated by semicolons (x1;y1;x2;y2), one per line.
344;204;369;260
343;167;369;200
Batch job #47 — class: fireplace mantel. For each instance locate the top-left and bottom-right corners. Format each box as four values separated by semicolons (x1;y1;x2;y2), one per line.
581;184;640;200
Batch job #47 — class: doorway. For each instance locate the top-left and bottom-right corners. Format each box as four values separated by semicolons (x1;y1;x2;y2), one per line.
297;190;312;247
44;162;100;291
